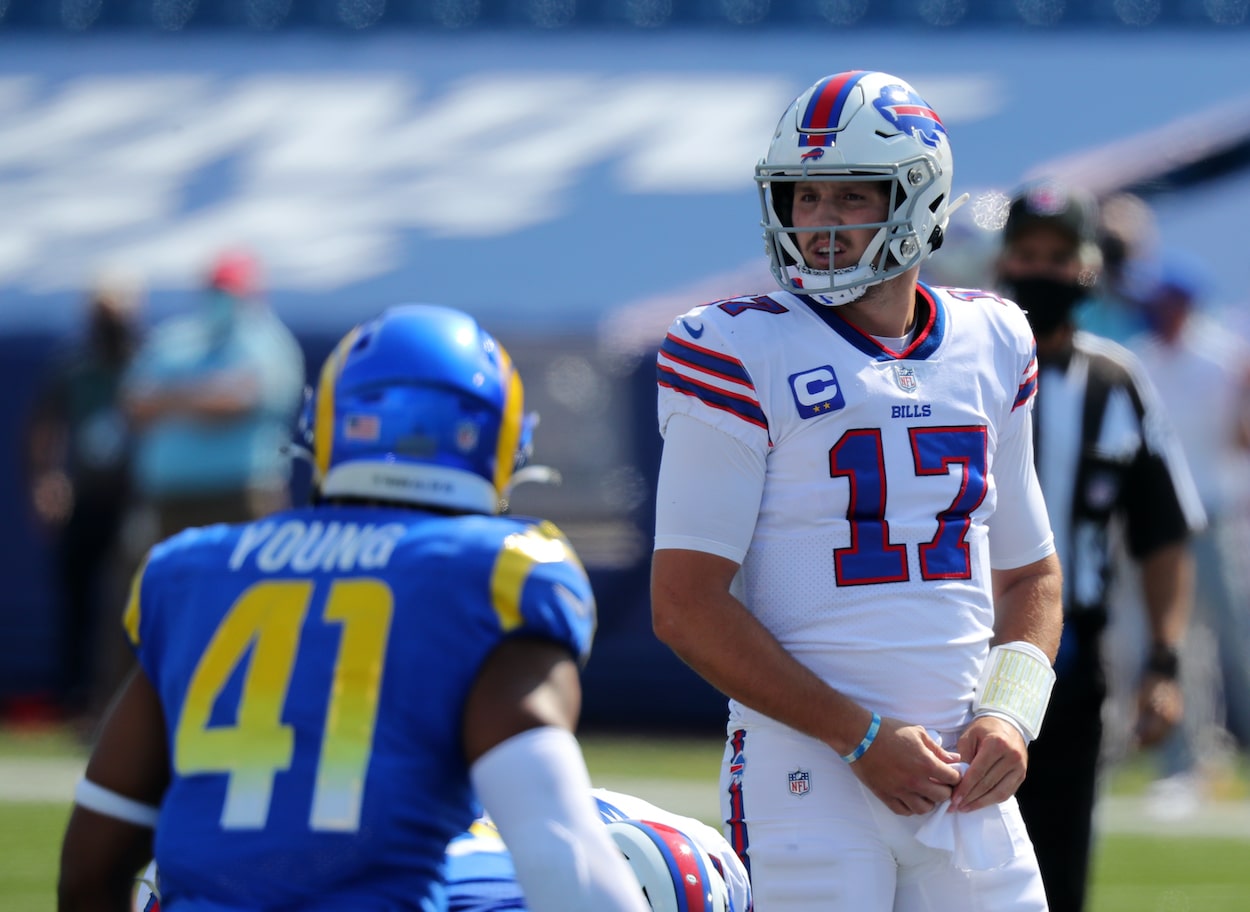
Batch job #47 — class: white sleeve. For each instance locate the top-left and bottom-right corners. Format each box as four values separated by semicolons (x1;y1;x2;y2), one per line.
470;728;649;912
73;778;160;828
653;413;766;563
987;402;1056;570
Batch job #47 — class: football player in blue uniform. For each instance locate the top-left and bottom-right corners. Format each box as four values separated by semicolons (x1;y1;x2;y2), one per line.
134;787;751;912
58;303;650;912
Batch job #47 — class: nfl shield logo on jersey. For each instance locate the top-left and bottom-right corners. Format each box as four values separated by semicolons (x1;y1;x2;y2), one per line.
788;769;811;797
894;364;918;392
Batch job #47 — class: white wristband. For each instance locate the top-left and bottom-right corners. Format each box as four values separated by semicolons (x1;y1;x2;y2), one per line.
74;778;160;828
972;641;1056;742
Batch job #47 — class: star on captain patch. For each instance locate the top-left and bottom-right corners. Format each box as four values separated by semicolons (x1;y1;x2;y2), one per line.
893;363;918;392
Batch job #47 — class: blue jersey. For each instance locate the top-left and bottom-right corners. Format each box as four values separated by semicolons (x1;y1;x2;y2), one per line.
123;504;596;912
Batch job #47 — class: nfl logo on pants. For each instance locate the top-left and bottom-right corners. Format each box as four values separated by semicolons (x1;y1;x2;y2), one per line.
788;769;811;797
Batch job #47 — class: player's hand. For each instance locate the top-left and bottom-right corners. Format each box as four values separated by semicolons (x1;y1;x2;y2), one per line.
848;718;962;816
1135;674;1182;747
951;715;1027;812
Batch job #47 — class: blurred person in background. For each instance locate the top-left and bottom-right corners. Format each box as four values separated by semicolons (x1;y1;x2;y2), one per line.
994;179;1206;912
24;268;145;725
1073;191;1158;344
122;248;305;543
1126;253;1250;788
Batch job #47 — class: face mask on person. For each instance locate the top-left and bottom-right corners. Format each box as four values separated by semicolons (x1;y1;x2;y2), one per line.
1000;276;1088;337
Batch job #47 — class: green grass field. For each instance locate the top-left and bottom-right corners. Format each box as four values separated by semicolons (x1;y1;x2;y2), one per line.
5;727;1248;912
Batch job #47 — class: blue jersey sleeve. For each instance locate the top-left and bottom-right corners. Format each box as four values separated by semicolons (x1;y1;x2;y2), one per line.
487;519;596;666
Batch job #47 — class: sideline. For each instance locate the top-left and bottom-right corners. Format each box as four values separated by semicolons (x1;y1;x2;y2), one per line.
4;761;1246;839
594;775;1250;840
0;756;85;803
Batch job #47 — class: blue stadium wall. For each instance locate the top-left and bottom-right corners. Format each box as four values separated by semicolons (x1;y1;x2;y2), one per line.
1;22;1248;729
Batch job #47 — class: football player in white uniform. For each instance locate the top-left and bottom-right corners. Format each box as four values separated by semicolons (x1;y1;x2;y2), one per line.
650;70;1063;911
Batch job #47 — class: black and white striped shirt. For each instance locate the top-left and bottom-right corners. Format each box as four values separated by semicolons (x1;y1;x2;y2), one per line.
1034;330;1206;622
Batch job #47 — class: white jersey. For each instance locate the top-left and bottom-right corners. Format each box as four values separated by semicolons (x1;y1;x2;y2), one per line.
655;283;1055;734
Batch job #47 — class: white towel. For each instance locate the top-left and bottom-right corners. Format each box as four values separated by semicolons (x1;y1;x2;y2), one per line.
913;762;1017;872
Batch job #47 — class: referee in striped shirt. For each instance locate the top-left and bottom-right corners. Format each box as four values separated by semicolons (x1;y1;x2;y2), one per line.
991;180;1207;912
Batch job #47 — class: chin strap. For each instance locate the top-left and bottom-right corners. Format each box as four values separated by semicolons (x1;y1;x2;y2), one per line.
503;464;562;497
946;192;971;219
802;284;870;307
499;465;563;513
788;264;874;307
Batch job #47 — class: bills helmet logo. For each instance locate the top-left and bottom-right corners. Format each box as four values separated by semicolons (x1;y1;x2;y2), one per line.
873;83;946;149
799;147;825;161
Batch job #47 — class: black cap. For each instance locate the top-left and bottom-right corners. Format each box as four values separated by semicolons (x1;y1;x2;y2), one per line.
1004;180;1097;246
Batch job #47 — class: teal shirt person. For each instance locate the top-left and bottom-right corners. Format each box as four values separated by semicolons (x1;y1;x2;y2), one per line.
1072;293;1149;345
123;279;304;501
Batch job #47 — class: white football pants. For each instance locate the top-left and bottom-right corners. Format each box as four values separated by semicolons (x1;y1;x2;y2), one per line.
719;723;1050;912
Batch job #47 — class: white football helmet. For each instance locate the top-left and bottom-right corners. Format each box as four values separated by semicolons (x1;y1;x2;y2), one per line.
133;860;159;911
757;69;962;305
607;819;730;912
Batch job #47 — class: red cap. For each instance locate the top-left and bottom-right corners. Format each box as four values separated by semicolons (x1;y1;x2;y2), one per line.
207;249;260;298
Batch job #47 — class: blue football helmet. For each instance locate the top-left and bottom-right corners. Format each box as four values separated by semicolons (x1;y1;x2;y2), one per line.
303;304;534;514
607;819;729;912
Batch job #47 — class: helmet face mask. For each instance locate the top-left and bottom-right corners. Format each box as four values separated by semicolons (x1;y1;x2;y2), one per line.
300;304;533;515
765;171;906;298
757;70;956;306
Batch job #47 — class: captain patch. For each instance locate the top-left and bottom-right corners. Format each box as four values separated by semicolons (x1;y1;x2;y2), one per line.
789;365;846;418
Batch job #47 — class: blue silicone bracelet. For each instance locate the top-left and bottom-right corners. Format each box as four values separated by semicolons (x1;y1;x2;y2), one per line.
841;712;881;763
